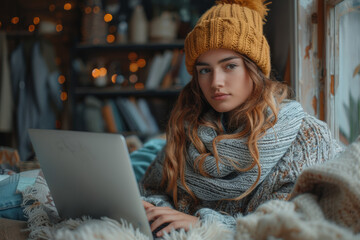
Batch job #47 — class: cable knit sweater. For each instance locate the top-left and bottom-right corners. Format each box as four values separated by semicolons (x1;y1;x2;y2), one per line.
140;101;343;228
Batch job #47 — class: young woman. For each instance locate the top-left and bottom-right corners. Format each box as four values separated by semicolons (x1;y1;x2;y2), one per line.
140;0;342;237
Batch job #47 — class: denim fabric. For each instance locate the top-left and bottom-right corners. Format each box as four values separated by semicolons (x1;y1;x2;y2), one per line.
0;174;27;220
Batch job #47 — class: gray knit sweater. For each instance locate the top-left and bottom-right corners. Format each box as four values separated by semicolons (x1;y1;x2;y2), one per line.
140;101;343;228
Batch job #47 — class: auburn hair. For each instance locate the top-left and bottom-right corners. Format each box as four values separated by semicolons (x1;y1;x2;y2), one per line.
161;54;289;207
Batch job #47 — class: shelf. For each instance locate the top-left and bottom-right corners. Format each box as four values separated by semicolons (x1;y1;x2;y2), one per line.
75;86;182;98
75;40;185;53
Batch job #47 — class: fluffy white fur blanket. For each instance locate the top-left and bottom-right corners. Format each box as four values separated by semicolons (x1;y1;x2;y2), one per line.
22;139;360;240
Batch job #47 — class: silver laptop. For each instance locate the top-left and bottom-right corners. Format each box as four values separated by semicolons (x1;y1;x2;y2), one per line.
28;129;153;239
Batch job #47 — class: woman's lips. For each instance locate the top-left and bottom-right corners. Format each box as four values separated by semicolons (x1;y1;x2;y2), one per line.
212;93;229;100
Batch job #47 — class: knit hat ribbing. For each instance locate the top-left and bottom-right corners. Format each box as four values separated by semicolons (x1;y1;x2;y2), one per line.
184;0;271;77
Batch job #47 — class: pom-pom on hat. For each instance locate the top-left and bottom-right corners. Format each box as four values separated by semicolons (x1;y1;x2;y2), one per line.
184;0;271;77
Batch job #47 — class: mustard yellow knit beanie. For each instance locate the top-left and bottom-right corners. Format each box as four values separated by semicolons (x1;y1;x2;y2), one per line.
184;0;271;77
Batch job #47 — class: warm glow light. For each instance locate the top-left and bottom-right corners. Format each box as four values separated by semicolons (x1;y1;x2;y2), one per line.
129;63;138;73
111;74;117;84
99;67;107;76
85;6;92;14
129;74;138;83
93;6;100;14
92;68;100;78
11;17;19;24
56;24;63;32
137;58;146;68
0;21;2;28
58;75;66;84
106;34;115;43
135;82;144;89
49;4;56;12
28;24;35;32
128;52;138;61
33;17;40;25
104;13;113;22
60;92;68;101
64;3;72;10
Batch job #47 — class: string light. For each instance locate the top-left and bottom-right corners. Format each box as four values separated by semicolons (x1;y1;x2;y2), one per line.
33;17;40;25
92;68;100;78
137;59;146;68
64;3;72;10
60;92;68;101
28;24;35;32
104;13;113;22
56;24;63;32
85;6;92;14
111;74;117;84
58;75;66;84
106;34;115;43
99;67;107;76
129;63;138;72
129;74;138;84
11;17;19;24
128;52;138;61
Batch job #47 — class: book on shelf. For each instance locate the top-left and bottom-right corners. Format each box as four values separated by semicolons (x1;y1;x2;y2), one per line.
102;99;127;133
115;97;140;132
137;98;159;135
161;49;184;88
115;97;160;135
102;102;117;133
83;96;105;132
145;50;173;89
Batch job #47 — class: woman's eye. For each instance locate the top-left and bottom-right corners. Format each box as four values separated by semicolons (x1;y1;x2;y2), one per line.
226;64;237;70
198;68;210;74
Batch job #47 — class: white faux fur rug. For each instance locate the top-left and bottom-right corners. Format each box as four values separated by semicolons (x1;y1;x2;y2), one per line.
21;139;360;240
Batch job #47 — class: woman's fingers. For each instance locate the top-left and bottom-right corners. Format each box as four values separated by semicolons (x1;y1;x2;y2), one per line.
144;206;199;237
142;200;154;210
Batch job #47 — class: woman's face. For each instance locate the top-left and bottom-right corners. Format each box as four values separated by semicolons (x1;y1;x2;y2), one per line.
195;49;253;113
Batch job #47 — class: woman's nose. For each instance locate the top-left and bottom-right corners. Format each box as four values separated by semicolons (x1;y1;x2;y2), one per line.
211;70;225;88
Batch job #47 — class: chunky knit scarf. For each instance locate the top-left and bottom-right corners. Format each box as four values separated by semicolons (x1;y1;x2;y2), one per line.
183;100;306;201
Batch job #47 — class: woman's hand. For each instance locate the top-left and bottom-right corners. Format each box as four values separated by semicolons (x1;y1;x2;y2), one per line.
142;201;199;237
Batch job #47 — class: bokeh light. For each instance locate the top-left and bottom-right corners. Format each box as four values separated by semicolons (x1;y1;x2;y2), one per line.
28;24;35;32
137;58;146;68
11;17;19;24
129;63;139;72
129;74;138;84
92;68;100;78
64;3;72;10
104;13;113;22
56;24;63;32
58;75;66;84
128;52;138;61
106;34;115;43
60;92;68;101
33;17;40;25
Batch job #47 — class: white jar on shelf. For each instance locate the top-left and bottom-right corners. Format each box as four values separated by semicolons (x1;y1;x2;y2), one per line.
129;4;148;43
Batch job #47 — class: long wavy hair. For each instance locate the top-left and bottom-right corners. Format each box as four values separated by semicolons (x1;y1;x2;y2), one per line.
161;54;289;207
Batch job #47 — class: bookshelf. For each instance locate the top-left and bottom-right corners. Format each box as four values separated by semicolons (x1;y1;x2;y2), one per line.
70;41;187;139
